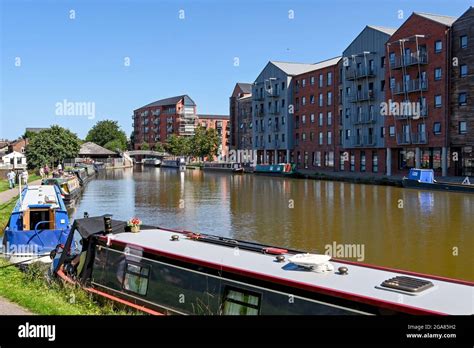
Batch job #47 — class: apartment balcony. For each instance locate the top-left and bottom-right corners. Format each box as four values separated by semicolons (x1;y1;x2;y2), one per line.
346;67;375;81
269;108;280;115
274;124;280;132
349;90;374;103
396;133;411;145
255;94;265;101
267;90;280;98
393;79;428;95
391;53;428;70
254;109;264;117
411;131;428;145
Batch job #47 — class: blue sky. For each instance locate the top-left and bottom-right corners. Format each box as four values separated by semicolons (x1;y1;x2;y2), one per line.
0;0;471;139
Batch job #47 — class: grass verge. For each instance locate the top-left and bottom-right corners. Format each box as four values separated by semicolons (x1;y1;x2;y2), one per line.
0;197;16;232
0;259;136;315
0;173;42;193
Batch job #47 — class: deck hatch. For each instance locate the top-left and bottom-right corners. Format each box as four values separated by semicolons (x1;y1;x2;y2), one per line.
380;276;434;293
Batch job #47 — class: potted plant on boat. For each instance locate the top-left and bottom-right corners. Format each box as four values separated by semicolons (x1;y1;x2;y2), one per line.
127;217;142;233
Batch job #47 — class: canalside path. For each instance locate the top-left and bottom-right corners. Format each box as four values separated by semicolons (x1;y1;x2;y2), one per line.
0;181;41;315
0;179;42;204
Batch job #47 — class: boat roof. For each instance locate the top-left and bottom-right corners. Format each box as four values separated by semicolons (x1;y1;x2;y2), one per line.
94;222;473;315
19;185;62;210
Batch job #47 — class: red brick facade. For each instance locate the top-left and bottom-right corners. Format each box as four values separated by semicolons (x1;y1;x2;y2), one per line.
197;115;230;159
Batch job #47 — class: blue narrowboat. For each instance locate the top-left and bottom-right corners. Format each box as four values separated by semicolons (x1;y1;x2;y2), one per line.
254;163;297;177
402;168;474;193
2;185;70;264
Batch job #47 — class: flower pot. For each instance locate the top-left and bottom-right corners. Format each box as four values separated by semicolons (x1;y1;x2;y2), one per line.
130;225;140;233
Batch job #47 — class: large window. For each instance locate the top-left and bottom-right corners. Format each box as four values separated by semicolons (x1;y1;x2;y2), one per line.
360;152;366;172
434;68;442;80
459;121;467;134
433;122;441;135
460;64;468;77
222;287;261;315
434;40;442;53
459;93;467;106
372;152;378;173
460;35;468;49
434;95;442;108
122;263;150;296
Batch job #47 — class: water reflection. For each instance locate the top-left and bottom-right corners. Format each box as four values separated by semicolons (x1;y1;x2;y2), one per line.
72;167;474;281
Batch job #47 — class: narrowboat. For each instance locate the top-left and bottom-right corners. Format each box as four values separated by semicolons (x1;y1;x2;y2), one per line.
52;215;473;315
42;175;82;206
2;185;70;264
202;162;244;173
70;167;89;186
143;158;161;167
161;158;186;171
254;163;297;177
402;169;474;193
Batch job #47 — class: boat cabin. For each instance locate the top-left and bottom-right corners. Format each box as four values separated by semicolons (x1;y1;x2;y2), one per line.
407;169;435;183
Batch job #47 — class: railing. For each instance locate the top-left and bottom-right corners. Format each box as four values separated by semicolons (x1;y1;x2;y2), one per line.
393;79;428;94
411;131;428;144
267;90;280;98
396;133;411;145
269;108;280;115
349;90;374;103
346;67;375;81
391;53;428;69
254;94;265;101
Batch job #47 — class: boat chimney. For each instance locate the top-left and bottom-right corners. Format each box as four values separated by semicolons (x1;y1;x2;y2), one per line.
103;215;113;234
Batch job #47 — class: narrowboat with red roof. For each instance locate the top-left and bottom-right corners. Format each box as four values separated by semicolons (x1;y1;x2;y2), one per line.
52;215;473;315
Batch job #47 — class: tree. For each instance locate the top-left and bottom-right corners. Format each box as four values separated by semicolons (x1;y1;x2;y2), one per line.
191;126;220;160
140;142;150;151
25;125;81;169
85;120;127;150
153;143;165;153
165;135;191;156
104;139;124;152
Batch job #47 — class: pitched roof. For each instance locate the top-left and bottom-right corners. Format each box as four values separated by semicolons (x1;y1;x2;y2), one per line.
198;114;230;120
79;142;117;156
139;95;196;109
270;56;342;76
237;83;252;94
367;25;397;35
414;12;457;26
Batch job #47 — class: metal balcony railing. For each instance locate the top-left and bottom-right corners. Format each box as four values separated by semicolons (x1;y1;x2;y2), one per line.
391;53;428;70
267;90;280;98
349;90;374;103
396;133;411;145
393;79;428;95
269;108;280;115
255;94;265;101
345;67;375;81
411;131;428;144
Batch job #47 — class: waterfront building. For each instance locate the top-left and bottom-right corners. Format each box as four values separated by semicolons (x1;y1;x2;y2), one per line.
341;25;396;175
229;83;253;154
385;13;456;176
450;7;474;176
253;61;327;164
292;57;341;170
8;138;28;154
197;114;230;160
133;95;197;150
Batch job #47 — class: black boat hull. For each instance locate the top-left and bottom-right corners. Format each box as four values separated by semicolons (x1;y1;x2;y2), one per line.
402;179;474;193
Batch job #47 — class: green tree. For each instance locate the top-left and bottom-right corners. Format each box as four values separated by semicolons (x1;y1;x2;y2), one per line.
191;126;220;160
165;135;191;156
140;142;150;151
23;130;39;141
85;120;127;150
104;139;124;153
153;143;165;153
25;125;81;169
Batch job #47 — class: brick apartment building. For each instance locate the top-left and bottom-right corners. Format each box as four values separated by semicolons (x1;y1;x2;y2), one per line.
292;57;341;170
229;83;253;152
341;25;396;175
133;95;197;150
450;7;474;176
198;114;230;160
385;13;456;176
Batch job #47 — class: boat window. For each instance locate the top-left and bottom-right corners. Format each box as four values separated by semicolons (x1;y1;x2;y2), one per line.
221;286;261;315
29;209;51;230
122;262;150;296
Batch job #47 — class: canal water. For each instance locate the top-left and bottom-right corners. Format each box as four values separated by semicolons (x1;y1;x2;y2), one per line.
71;167;473;281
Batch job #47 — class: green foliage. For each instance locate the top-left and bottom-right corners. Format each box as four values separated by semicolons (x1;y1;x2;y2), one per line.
191;126;220;159
85;120;127;150
25;125;81;169
165;135;191;156
140;142;150;151
23;130;38;141
103;139;124;153
153;142;165;153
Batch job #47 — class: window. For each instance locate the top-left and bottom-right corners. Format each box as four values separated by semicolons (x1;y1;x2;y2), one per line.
434;95;442;108
310;95;315;104
389;52;395;66
222;287;261;315
123;263;150;296
372;152;378;173
380;80;385;92
282;116;285;125
327;72;333;86
310;113;315;123
389;126;395;137
345;129;351;140
319;113;323;126
319;93;323;107
310;132;314;141
327;112;332;126
302;79;306;87
460;35;468;49
460;64;468;77
459;93;467;106
434;68;442;80
281;99;285;108
302;132;307;141
434;40;442;53
302;114;306;124
319;74;323;87
268;134;271;143
433;122;441;134
381;126;385;138
281;82;285;90
360;151;366;172
350;153;355;172
327;92;332;106
327;131;332;145
381;56;386;68
319;132;323;145
459;121;467;134
339;151;345;171
302;96;306;106
310;76;315;85
282;133;285;142
390;77;396;90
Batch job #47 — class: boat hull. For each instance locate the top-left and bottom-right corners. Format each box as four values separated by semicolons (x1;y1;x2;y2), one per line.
402;179;474;193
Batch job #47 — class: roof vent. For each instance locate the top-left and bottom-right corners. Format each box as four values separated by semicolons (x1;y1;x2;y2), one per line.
380;276;434;293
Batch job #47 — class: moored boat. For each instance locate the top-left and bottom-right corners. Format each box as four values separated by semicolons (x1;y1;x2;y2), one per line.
202;162;244;173
143;158;161;167
2;185;70;264
254;163;297;177
42;175;82;206
52;215;473;315
161;158;186;171
402;169;474;193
